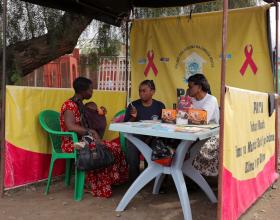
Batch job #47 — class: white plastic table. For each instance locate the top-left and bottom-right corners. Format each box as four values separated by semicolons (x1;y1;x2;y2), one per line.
109;122;219;220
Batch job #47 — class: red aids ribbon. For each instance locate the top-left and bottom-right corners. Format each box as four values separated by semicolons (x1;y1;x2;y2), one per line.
240;45;258;76
144;50;158;77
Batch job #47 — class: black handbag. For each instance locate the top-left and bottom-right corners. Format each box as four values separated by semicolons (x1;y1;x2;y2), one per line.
76;143;115;171
150;138;176;166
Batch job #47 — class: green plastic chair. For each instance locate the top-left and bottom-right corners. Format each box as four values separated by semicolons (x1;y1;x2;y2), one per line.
113;109;127;155
39;110;85;201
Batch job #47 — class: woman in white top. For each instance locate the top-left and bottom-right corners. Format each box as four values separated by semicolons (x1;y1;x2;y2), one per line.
187;73;220;176
187;73;219;124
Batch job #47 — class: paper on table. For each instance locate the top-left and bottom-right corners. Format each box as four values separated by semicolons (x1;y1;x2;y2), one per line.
131;123;153;128
176;124;219;129
140;120;161;123
131;123;176;132
151;124;176;132
175;126;208;133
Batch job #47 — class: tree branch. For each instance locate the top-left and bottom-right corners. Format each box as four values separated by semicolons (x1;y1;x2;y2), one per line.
0;12;94;83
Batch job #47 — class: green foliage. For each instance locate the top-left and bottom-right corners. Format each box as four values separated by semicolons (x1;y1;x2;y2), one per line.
192;1;223;13
0;0;63;45
133;0;259;19
95;23;121;56
228;0;260;9
10;62;22;84
42;7;63;32
134;7;182;18
80;51;99;72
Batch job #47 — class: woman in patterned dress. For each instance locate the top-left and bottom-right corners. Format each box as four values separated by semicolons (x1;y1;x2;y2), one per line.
187;74;220;176
60;77;128;197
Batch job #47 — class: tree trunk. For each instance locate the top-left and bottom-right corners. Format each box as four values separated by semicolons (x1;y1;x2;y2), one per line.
0;12;94;84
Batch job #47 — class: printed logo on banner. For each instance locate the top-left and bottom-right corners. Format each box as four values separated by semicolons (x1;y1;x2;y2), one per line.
240;44;258;76
160;57;169;63
182;52;206;81
175;44;214;83
219;53;232;60
144;50;158;77
138;58;146;64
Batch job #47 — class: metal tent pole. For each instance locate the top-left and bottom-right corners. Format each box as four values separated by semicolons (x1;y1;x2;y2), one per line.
217;0;229;219
0;0;7;196
273;0;279;172
125;18;130;106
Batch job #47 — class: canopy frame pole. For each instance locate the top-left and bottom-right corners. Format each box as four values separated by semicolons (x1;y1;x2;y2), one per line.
273;0;279;172
0;0;7;196
217;0;229;219
125;17;130;105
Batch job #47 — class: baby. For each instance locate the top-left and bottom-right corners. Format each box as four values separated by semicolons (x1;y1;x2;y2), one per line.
85;102;107;116
84;102;107;139
74;102;107;149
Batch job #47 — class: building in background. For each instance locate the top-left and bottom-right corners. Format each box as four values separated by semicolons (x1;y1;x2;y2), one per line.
78;52;98;89
97;43;131;91
97;56;130;91
21;45;131;91
21;49;80;88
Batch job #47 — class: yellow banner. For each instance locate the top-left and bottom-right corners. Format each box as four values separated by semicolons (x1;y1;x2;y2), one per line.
130;6;274;108
6;86;126;153
224;86;275;180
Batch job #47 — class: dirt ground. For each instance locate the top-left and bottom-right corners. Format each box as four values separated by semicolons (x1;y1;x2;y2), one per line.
0;173;279;220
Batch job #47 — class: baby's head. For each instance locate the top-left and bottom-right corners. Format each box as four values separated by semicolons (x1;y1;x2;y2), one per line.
85;102;97;111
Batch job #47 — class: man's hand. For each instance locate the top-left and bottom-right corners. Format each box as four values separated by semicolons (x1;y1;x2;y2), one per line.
130;105;137;118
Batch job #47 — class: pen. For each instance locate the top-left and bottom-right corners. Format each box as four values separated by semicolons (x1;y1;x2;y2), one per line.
130;102;135;109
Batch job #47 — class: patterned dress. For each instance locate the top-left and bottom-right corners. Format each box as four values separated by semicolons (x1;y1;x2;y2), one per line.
60;100;128;198
192;135;219;176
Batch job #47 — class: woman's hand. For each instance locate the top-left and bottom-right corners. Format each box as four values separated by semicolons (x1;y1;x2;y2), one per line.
188;118;201;125
188;114;201;125
89;129;101;143
64;110;91;136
